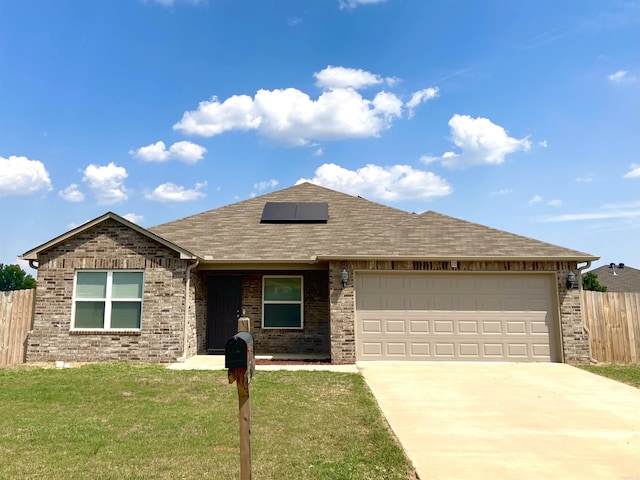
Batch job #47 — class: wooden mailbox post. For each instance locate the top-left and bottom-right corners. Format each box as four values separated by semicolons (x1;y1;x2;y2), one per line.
225;330;255;480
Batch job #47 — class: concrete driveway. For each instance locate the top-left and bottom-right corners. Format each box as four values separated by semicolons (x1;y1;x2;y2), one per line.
359;362;640;480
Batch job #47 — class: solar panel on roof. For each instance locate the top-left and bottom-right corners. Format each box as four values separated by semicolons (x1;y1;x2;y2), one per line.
261;202;328;223
261;202;297;222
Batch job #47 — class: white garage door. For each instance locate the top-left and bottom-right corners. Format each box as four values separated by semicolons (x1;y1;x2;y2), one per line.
355;273;560;362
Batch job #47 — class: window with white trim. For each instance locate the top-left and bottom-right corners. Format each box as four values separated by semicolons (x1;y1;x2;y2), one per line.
262;276;303;329
73;271;144;330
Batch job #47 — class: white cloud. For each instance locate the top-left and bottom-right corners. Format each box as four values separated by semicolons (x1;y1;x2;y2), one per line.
623;163;640;179
174;87;405;146
490;189;513;196
143;0;206;6
58;184;85;202
538;140;548;148
547;199;562;207
314;66;387;90
528;195;543;205
145;182;207;202
82;162;128;204
314;147;324;156
287;17;302;27
168;141;207;163
0;155;52;197
123;213;144;224
608;70;627;82
130;141;170;162
129;140;206;164
406;87;439;118
421;114;531;169
608;70;638;83
253;179;278;192
575;175;594;183
339;0;386;8
173;67;438;146
372;91;404;119
541;201;640;222
297;163;452;202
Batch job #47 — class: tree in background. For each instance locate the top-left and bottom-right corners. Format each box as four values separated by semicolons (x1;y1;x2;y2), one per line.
0;263;37;291
582;271;607;292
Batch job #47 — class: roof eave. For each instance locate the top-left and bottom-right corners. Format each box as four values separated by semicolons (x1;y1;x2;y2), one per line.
20;212;199;261
314;254;600;262
200;257;319;264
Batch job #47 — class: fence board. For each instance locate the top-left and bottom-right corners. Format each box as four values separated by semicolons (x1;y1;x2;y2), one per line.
583;291;640;363
0;289;36;366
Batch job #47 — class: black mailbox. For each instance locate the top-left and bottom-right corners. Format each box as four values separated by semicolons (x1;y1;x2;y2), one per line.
225;331;255;378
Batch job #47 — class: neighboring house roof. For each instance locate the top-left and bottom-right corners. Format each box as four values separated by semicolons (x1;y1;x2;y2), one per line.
149;183;597;263
21;212;198;262
587;264;640;293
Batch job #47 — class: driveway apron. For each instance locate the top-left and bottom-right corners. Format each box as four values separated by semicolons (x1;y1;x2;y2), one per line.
359;362;640;480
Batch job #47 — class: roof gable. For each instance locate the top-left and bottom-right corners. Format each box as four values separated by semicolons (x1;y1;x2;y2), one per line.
21;212;197;261
149;182;412;262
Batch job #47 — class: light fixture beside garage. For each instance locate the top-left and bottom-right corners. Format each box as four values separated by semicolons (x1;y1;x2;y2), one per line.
341;269;349;288
566;271;576;289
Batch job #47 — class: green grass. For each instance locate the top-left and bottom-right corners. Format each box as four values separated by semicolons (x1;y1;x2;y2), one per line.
578;364;640;388
0;364;415;480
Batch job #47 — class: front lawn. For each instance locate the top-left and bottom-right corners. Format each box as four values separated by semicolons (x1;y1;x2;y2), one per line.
0;364;415;480
578;364;640;388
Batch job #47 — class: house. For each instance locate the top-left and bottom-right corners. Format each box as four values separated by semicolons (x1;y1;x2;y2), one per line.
21;183;598;364
586;263;640;293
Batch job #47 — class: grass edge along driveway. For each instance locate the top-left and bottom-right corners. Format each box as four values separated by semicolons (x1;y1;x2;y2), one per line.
0;363;416;480
578;363;640;388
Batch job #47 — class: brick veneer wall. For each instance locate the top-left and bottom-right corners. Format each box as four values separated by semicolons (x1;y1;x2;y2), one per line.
329;260;591;365
195;270;330;356
26;219;191;363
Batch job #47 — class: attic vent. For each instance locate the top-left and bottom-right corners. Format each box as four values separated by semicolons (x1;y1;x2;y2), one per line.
261;202;328;223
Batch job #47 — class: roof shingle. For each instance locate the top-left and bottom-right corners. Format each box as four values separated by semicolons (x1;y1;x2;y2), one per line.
149;183;596;263
587;264;640;292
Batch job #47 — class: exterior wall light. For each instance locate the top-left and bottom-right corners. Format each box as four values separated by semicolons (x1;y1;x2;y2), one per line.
566;271;576;289
341;269;349;288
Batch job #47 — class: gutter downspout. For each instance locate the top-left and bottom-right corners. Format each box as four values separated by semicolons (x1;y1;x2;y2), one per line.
177;260;199;363
576;261;598;364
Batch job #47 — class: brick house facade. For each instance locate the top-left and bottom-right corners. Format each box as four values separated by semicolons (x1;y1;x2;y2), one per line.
22;183;597;365
27;219;192;363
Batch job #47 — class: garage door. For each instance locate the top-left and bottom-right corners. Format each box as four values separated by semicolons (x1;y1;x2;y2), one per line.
355;273;560;362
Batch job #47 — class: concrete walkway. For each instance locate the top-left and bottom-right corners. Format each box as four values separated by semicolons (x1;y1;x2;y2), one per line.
167;354;358;372
359;362;640;480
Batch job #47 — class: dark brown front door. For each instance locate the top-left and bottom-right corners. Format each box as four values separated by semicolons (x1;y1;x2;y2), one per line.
207;275;242;351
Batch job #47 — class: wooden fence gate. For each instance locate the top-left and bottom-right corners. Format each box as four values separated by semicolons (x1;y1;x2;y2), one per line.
0;289;36;366
583;291;640;364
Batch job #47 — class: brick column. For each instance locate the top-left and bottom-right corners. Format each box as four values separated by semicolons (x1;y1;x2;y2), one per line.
328;261;356;364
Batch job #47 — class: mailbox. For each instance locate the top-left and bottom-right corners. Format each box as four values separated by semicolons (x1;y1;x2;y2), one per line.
225;331;255;378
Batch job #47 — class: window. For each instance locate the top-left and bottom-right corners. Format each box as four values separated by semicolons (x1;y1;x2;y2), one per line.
262;276;303;329
73;271;144;330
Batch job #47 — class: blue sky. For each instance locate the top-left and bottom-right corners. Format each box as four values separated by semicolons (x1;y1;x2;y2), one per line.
1;0;639;274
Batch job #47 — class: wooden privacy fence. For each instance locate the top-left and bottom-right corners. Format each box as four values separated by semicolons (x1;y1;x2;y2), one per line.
0;289;36;366
583;291;640;364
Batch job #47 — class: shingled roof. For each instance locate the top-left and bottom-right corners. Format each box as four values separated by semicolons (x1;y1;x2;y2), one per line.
587;264;640;292
149;183;596;263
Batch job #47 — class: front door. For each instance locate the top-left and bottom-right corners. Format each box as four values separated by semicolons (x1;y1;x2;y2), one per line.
207;275;243;351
